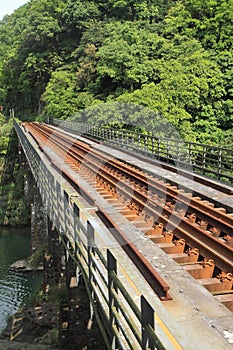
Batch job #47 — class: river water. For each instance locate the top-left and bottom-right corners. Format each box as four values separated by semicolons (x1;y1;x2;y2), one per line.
0;227;43;332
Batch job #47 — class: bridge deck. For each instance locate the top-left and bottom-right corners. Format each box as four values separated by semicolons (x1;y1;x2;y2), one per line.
16;122;233;349
51;125;233;348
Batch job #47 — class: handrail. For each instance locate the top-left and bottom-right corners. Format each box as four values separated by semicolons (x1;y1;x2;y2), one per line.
14;120;180;350
49;117;233;183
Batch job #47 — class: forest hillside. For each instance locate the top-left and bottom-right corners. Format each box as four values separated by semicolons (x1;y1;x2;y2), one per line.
0;0;232;145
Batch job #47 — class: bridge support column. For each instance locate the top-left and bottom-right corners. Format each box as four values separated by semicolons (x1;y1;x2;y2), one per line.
44;220;65;294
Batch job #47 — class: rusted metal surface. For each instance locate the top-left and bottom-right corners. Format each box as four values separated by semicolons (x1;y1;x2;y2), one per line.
24;122;172;301
23;122;233;311
50;117;233;185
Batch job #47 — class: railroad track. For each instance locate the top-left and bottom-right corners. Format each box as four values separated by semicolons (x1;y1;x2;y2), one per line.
23;122;233;311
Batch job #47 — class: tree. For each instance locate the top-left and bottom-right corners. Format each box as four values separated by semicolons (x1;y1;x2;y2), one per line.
41;69;101;120
115;34;225;141
0;0;231;146
95;21;165;94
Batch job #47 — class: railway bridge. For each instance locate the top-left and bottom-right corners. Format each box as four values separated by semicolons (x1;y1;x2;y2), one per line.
13;119;233;350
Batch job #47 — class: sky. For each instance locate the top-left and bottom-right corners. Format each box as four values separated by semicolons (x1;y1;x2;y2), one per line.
0;0;29;20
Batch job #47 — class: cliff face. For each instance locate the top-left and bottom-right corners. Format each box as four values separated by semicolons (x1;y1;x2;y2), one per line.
0;125;31;227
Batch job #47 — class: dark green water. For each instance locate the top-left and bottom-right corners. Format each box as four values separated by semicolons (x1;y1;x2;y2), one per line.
0;227;43;332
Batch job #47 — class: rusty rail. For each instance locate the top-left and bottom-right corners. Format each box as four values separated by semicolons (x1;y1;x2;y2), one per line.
23;122;233;314
50;117;233;184
14;120;180;349
25;122;233;275
24;121;172;301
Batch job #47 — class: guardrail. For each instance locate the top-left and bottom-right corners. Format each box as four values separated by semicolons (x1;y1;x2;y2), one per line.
50;117;233;183
14;120;178;350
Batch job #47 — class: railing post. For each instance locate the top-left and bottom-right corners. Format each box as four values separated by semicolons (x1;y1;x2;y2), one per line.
126;131;129;145
166;139;169;160
188;143;192;164
151;136;155;157
218;149;222;180
107;249;117;349
121;131;124;146
116;130;119;145
157;139;160;159
145;135;148;155
202;146;206;175
73;203;80;244
177;141;180;162
138;134;141;150
87;220;95;281
87;220;95;325
141;295;155;350
132;133;135;150
112;129;115;142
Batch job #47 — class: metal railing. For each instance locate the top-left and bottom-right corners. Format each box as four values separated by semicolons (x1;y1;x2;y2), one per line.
50;117;233;183
14;120;180;350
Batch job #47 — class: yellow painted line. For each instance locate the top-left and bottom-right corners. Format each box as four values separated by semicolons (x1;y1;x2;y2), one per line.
73;202;181;347
120;266;142;297
155;314;183;349
94;229;141;296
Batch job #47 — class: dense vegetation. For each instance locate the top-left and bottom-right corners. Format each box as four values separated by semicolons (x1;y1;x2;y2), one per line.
0;0;232;145
0;114;11;159
0;115;31;226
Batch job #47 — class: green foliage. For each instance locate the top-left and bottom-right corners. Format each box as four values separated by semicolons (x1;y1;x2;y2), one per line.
0;126;31;226
26;288;44;307
41;70;78;120
62;0;100;29
41;69;101;120
49;328;59;346
0;116;12;155
95;0;175;21
29;245;47;268
47;284;69;306
0;0;232;145
95;21;162;92
2;192;31;226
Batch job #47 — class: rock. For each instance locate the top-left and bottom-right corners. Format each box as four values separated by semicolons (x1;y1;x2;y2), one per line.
10;259;43;272
0;339;56;349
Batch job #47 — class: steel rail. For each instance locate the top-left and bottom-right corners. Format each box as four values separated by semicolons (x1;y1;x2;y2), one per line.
78;147;233;235
16;121;179;349
27;123;233;236
24;122;233;275
24;122;172;301
59;127;233;239
73;159;233;273
50;117;233;185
